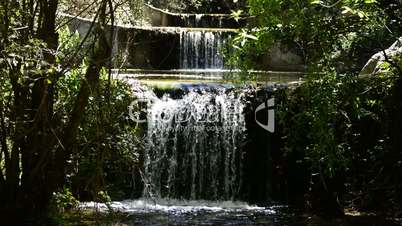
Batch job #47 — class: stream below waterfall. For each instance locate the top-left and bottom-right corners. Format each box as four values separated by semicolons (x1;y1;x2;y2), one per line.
79;199;398;226
80;199;291;225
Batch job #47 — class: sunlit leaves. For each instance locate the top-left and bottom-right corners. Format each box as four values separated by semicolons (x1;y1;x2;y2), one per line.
58;26;81;53
226;0;384;72
231;29;259;50
341;5;369;19
230;9;244;22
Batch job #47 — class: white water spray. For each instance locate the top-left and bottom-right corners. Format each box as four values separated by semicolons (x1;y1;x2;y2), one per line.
143;88;246;200
180;31;225;69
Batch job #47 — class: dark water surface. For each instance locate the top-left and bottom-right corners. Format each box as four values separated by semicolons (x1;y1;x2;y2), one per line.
79;200;399;226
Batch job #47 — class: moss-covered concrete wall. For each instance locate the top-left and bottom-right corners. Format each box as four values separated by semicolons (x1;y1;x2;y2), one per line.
63;14;305;72
64;14;180;69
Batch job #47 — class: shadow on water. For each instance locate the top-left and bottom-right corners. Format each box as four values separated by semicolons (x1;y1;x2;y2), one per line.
76;199;401;226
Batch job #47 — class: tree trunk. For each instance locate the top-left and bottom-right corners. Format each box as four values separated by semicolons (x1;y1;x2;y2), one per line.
0;0;114;222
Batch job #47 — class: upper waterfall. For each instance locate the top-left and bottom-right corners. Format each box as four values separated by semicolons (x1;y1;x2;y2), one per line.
179;30;226;69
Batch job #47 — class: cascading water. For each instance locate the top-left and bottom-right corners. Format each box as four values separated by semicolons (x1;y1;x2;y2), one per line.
78;10;299;226
195;15;202;26
180;31;225;69
142;13;243;200
142;88;246;200
119;9;272;204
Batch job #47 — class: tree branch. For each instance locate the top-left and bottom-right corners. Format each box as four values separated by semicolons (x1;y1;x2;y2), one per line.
52;1;113;189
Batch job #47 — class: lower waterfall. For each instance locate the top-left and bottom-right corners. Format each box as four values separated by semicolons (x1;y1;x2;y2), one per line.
142;87;246;200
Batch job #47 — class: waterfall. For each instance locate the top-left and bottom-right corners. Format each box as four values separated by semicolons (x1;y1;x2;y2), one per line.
180;31;225;69
195;15;202;27
143;88;246;200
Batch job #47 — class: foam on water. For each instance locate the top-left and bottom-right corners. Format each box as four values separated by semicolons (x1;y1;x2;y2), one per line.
79;199;278;214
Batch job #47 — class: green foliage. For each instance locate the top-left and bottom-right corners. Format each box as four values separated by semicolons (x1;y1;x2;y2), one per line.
54;26;142;201
0;0;130;220
97;191;112;203
58;27;81;54
57;68;141;200
229;0;402;185
55;30;142;198
231;0;402;213
52;188;80;212
228;0;387;71
279;73;347;178
230;10;244;22
275;65;402;211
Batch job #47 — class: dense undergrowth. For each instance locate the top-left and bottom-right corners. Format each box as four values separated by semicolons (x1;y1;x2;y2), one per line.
51;27;143;209
227;0;402;217
272;69;402;216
